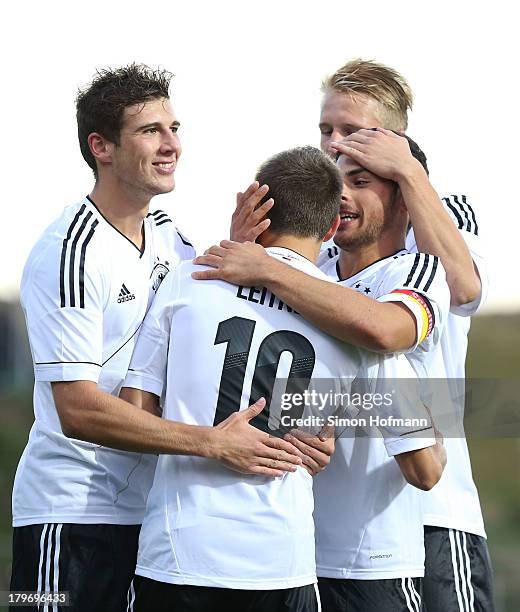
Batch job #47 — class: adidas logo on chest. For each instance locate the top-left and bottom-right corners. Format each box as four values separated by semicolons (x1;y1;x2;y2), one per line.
117;283;136;303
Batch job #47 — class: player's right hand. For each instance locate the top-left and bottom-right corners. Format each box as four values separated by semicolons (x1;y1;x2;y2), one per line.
229;181;274;243
192;240;274;285
212;398;304;478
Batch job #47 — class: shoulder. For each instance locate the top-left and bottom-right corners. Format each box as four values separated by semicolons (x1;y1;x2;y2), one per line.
379;251;447;297
147;209;196;258
23;200;104;285
317;242;339;269
440;193;480;236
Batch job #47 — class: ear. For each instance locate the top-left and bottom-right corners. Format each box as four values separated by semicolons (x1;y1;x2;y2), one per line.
323;213;340;242
88;132;115;168
394;188;407;212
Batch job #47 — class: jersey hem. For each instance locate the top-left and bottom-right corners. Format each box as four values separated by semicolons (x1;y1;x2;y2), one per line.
423;515;487;539
13;512;145;527
135;565;316;590
316;566;424;580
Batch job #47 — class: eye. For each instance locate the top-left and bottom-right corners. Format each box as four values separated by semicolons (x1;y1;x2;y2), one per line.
170;125;179;133
144;127;158;134
320;126;332;135
354;179;369;187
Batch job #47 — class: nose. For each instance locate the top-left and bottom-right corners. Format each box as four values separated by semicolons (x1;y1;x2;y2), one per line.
160;130;182;159
326;129;343;155
341;184;353;204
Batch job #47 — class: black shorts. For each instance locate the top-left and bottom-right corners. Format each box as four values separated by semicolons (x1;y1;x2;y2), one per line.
318;576;423;612
10;523;140;612
423;526;495;612
127;575;320;612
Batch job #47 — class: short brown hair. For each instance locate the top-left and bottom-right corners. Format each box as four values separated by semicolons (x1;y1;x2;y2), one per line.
76;63;173;177
322;58;413;131
256;146;341;240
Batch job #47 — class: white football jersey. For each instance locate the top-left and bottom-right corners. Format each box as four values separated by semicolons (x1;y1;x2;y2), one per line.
315;247;450;579
13;196;195;527
314;355;435;580
124;247;433;590
406;194;488;537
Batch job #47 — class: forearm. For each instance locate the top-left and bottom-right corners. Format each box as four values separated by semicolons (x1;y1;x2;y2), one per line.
261;260;415;352
396;441;446;491
398;166;480;306
54;382;216;457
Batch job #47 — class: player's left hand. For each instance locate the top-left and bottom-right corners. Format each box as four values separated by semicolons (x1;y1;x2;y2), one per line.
330;128;419;182
284;425;335;476
192;240;275;285
230;181;274;243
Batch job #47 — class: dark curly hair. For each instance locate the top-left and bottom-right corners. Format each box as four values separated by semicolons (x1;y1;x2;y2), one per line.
76;63;173;176
400;133;429;176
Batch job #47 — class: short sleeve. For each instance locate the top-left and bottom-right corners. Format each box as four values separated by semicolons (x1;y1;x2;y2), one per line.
317;239;339;269
372;354;436;457
21;229;105;383
175;227;197;259
124;267;181;397
406;193;488;317
376;253;451;353
443;194;487;316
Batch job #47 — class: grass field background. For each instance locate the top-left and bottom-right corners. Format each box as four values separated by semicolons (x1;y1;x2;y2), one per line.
0;311;518;610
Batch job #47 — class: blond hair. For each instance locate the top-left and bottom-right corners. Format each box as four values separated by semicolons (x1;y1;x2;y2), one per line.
322;59;413;131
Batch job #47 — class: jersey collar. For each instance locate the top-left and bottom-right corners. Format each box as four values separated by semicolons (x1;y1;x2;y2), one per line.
336;248;409;282
266;246;328;280
85;195;147;258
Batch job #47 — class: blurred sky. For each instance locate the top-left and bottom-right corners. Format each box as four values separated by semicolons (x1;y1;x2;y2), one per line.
1;0;517;312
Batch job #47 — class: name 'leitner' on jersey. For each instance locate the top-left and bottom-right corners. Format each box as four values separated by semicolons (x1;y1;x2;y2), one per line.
236;285;299;314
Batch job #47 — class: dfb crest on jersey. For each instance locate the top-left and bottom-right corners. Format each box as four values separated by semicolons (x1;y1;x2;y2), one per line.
151;260;170;292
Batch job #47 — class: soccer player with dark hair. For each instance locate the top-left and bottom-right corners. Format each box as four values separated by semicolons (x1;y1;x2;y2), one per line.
123;146;445;612
10;64;303;611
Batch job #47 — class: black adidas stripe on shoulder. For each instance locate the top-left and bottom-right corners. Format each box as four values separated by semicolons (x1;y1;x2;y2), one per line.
403;253;439;293
176;230;194;248
60;205;99;308
442;195;478;236
149;209;173;227
326;245;339;259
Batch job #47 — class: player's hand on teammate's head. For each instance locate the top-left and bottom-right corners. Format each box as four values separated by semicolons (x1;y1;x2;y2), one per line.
213;397;305;478
192;240;272;285
330;128;418;183
230;181;274;243
284;425;335;476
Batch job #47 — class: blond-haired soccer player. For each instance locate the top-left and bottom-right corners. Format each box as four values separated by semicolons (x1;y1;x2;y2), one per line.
202;59;493;612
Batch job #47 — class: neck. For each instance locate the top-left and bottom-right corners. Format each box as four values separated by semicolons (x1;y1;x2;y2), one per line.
337;234;405;279
260;233;321;264
89;175;151;249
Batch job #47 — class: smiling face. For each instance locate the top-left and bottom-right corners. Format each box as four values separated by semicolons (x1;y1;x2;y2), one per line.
319;90;383;156
108;97;181;199
334;155;405;252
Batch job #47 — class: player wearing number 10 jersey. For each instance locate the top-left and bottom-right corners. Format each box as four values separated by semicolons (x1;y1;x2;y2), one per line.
123;147;439;612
